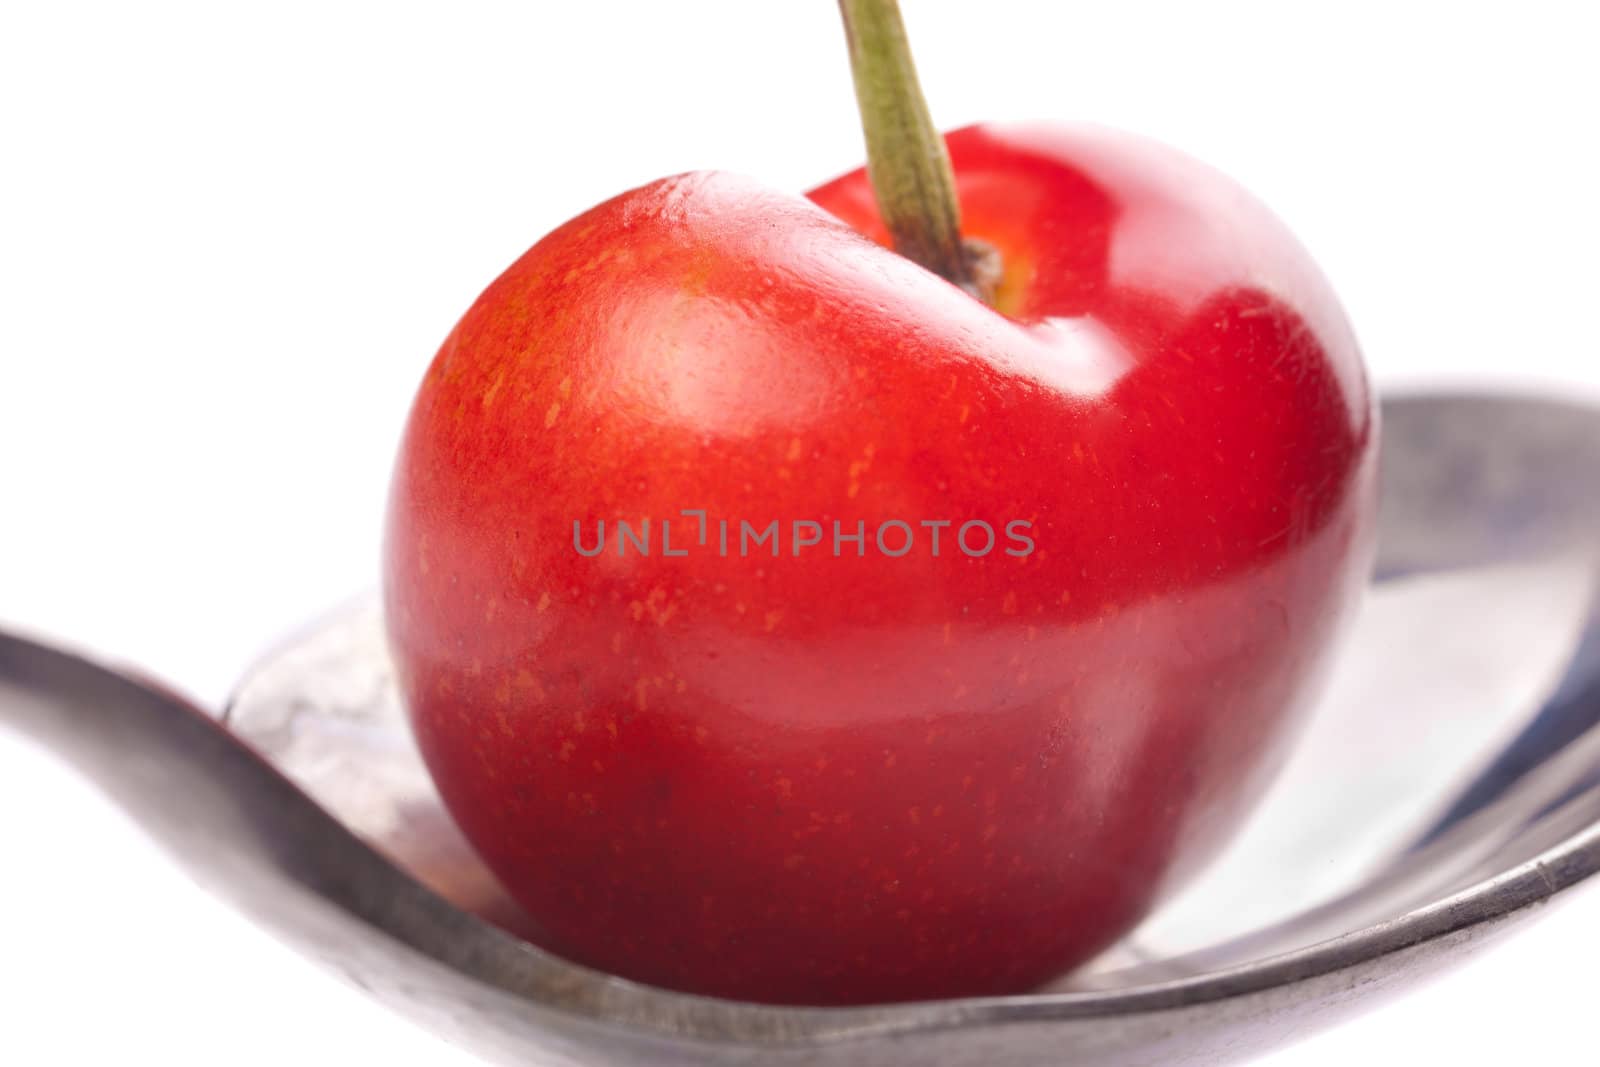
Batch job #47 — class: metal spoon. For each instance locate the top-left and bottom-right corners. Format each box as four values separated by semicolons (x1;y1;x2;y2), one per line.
2;391;1598;1066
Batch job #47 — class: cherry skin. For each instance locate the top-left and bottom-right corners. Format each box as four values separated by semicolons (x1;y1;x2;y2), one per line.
383;123;1377;1006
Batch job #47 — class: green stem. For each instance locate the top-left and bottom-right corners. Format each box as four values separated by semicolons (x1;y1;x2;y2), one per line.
837;0;983;297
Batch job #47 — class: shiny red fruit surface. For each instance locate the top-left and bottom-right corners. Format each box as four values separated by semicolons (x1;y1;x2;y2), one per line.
383;123;1378;1005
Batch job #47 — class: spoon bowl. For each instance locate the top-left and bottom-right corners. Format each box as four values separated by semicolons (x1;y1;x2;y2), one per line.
3;391;1599;1065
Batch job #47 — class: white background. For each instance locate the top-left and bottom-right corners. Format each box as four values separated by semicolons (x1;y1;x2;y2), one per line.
2;1;1597;1063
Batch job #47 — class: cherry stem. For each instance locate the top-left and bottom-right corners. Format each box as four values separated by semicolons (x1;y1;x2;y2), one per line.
837;0;986;298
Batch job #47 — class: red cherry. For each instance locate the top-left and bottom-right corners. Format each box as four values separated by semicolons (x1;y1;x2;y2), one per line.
383;119;1376;1004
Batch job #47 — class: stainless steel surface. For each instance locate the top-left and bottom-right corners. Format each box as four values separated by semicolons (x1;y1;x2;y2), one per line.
3;392;1598;1065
